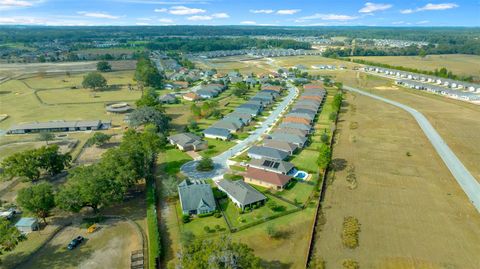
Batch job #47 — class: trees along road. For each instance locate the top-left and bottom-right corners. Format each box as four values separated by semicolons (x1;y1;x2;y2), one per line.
344;85;480;213
181;83;299;180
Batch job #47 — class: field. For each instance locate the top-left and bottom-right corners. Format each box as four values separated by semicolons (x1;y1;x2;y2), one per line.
0;70;140;131
312;90;480;268
351;54;480;79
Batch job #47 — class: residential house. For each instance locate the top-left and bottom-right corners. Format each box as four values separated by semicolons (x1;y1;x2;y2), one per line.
203;127;232;140
178;179;216;215
247;146;289;160
278;122;311;132
217;179;266;210
247;158;295;175
243;167;292;190
225;112;253;125
285;112;315;122
183;92;201;101
168;133;208;151
263;140;299;155
283;116;311;126
235;103;262;116
269;133;307;148
197;88;219;99
274;128;308;137
159;94;178;104
212;118;243;133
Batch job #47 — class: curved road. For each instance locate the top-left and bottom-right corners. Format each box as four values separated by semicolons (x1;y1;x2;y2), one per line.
181;83;299;180
344;85;480;213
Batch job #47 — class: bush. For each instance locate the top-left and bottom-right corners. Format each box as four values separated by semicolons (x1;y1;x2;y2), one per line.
198;212;214;218
342;259;359;269
214;224;221;231
214;212;222;218
182;214;191;223
266;200;286;212
342;216;360;249
146;182;160;269
308;257;326;269
203;226;211;233
196;157;214;171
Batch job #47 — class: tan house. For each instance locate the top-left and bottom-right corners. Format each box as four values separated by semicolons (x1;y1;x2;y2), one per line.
243;167;292;190
183;92;201;101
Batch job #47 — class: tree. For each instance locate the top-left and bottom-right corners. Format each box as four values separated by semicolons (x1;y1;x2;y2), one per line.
162;176;179;199
128;107;170;134
56;164;123;214
317;143;331;170
233;82;248;97
177;236;263;269
0;219;23;255
134;57;163;89
82;72;107;91
1;149;41;181
17;183;55;224
38;131;54;145
36;145;72;176
86;132;112;147
320;132;329;144
196;157;214;172
96;61;112;72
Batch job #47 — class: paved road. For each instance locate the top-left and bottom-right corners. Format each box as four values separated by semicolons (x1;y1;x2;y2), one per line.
181;83;299;180
344;85;480;213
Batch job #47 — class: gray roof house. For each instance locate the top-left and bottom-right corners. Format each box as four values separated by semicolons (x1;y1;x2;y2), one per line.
263;140;298;155
279;122;312;132
248;158;295;175
225;112;253;125
212;118;244;133
290;108;317;117
159;94;178;104
235;103;262;116
168;133;208;151
274;128;309;137
269;133;307;148
286;112;315;121
197;88;219;99
203;127;232;140
178;179;216;215
217;179;266;210
292;104;319;113
247;146;289;160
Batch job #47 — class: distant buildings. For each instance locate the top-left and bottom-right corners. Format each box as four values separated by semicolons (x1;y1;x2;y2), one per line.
7;120;111;134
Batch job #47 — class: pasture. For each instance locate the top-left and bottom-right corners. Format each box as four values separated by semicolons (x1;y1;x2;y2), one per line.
351;54;480;79
312;91;480;268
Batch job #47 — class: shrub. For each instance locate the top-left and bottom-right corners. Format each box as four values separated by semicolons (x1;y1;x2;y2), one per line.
203;226;211;233
198;212;214;218
266;200;286;212
196;157;214;171
214;212;222;218
342;259;359;269
146;181;160;269
308;256;326;269
182;214;191;223
214;224;221;231
342;216;360;249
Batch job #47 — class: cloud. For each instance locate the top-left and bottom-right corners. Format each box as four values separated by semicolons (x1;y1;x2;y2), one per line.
77;11;120;19
0;16;93;26
211;12;229;18
250;9;274;14
296;13;358;22
154;8;167;12
241;20;257;25
187;15;212;20
0;0;43;10
277;9;301;15
359;2;392;13
169;5;205;15
401;3;458;14
417;20;430;24
158;18;174;23
137;17;152;21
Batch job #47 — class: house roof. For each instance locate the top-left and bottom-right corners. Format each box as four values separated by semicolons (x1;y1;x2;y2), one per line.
203;127;231;138
217;179;266;205
303;83;324;90
8;120;102;132
244;167;292;187
248;146;289;160
248;158;295;175
274;128;308;137
290;108;317;116
283;117;311;125
212;118;243;131
279;122;311;131
263;139;298;153
169;133;205;148
183;92;200;100
285;112;315;121
159;94;177;102
225;113;253;123
270;133;307;145
178;179;216;213
15;217;37;227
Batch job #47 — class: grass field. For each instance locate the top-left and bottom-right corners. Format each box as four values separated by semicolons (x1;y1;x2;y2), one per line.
312;90;480;269
351;54;480;79
0;70;140;130
157;146;193;176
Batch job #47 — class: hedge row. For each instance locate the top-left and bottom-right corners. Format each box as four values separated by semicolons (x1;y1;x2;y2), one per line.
146;180;160;269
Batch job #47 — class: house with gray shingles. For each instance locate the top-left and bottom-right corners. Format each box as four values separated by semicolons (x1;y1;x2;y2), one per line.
168;133;208;151
159;94;178;104
217;179;266;210
274;128;309;137
225;112;253;125
197;88;219;99
178;179;216;215
269;133;307;148
293;104;319;113
247;146;289;160
235;103;262;116
290;108;316;117
248;158;295;175
285;112;314;122
263;140;298;155
279;122;312;132
203;127;232;140
212;118;244;133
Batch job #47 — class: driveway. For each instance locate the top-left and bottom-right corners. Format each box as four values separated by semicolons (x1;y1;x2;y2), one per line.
344;85;480;213
181;83;299;180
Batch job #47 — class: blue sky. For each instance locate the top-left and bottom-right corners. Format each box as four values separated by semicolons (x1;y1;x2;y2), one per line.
0;0;478;26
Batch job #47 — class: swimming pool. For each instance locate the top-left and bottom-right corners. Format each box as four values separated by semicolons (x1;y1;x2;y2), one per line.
291;170;308;180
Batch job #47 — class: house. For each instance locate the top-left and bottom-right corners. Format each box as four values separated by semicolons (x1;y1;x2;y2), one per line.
7;120;111;134
203;127;232;140
279;122;311;132
168;133;208;151
247;146;289;160
285;112;315;122
244;167;292;190
15;217;39;234
275;128;308;137
197;89;219;99
159;94;178;104
263;140;298;155
178;179;216;215
235;103;262;116
269;133;307;148
217;179;267;210
172;81;189;89
212;118;243;133
248;158;295;175
183;92;201;101
283;116;311;126
225;112;253;125
291;108;317;116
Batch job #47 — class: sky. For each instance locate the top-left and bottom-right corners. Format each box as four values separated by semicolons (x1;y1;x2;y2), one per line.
0;0;479;26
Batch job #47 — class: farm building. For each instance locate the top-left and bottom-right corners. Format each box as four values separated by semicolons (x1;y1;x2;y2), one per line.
7;120;111;134
178;179;216;215
15;217;39;234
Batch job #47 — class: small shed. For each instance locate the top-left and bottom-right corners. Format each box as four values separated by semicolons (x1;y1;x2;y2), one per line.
15;217;39;234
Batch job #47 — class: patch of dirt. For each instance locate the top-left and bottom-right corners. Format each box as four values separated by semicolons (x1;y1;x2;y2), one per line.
374;85;399;90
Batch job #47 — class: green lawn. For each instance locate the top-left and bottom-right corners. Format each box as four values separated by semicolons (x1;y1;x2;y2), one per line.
275;180;316;205
219;194;298;228
176;202;228;237
157;146;193;175
290;149;319;173
199;138;236;158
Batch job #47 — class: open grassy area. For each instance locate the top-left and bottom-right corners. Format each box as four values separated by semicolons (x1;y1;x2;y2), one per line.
312;90;480;268
175;202;228;237
0;70;140;131
199;138;237;158
157;146;192;176
274;181;316;205
351;54;480;79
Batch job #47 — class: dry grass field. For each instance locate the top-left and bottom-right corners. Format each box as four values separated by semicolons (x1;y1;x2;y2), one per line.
351;54;480;79
313;91;480;269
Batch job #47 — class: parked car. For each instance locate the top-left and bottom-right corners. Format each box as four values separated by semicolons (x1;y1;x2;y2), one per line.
67;236;84;250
